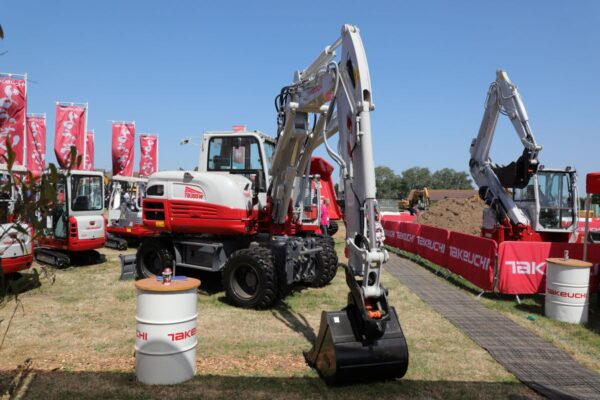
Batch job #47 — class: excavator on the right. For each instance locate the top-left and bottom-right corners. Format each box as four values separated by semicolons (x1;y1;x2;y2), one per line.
469;70;578;243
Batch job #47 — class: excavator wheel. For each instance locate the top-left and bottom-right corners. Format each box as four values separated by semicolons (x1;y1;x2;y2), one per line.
326;221;339;236
306;237;339;288
135;238;174;278
222;247;278;309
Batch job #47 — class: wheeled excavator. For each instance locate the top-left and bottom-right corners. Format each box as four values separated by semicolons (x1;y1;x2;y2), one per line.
469;70;578;243
137;24;408;383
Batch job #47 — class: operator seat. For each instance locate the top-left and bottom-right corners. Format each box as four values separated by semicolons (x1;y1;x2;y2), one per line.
72;196;90;211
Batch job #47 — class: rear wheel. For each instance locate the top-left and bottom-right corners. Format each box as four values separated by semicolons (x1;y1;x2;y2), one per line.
136;238;174;278
223;247;278;309
306;236;339;288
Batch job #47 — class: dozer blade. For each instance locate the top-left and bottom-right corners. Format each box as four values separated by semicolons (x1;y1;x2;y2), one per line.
305;306;409;385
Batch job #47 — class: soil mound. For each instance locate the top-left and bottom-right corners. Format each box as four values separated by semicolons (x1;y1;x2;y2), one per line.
416;196;485;235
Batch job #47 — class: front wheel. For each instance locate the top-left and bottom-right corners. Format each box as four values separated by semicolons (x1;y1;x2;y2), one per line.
305;236;339;288
136;238;174;278
222;247;278;309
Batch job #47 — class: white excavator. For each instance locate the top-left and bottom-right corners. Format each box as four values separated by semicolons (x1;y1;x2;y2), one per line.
469;70;578;243
35;170;106;267
137;24;408;383
0;164;34;275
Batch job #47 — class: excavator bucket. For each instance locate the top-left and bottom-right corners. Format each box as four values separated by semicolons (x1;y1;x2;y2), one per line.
305;306;409;384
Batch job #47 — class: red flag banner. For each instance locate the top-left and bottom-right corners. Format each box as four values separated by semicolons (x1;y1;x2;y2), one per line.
85;131;94;170
26;115;46;176
112;122;135;176
447;231;496;291
54;104;86;169
0;76;27;165
139;135;158;177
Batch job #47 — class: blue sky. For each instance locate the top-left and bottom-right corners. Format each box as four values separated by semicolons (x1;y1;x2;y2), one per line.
2;1;599;190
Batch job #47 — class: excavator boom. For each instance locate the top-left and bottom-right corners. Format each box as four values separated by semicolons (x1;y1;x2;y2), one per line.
268;24;408;383
470;70;577;242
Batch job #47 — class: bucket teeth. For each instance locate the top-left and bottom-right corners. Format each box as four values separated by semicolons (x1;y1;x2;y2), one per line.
305;307;409;385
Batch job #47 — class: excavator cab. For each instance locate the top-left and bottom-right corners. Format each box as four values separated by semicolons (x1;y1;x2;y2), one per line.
36;170;106;267
513;167;578;235
199;131;275;208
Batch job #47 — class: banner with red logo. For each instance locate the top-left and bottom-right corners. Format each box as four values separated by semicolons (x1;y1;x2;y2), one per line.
415;225;449;266
575;219;600;243
139;134;158;177
0;76;27;165
497;241;600;294
447;232;496;291
395;222;421;253
25;114;46;176
112;122;135;176
54;104;86;169
84;131;94;170
383;220;401;248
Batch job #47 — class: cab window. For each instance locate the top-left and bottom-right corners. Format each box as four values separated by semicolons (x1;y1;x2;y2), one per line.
207;136;266;191
147;184;164;196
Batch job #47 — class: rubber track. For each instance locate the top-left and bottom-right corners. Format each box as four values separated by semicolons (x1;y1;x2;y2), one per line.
385;254;600;400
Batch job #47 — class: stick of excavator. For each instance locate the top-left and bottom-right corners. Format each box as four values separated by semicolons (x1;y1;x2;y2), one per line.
305;269;409;384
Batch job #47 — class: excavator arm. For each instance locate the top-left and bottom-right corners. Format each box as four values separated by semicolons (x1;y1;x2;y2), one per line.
269;24;408;383
469;70;541;229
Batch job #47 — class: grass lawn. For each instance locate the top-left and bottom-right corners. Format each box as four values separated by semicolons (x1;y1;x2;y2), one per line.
0;230;540;399
390;248;600;375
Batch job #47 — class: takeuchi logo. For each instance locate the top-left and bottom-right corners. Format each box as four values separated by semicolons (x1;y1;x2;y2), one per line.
184;186;204;200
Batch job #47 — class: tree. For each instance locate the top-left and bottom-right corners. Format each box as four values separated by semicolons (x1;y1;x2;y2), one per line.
430;168;473;190
0;146;80;350
400;167;431;192
375;166;402;199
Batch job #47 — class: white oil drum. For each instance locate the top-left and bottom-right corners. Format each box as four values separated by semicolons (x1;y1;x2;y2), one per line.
545;258;592;324
135;277;201;384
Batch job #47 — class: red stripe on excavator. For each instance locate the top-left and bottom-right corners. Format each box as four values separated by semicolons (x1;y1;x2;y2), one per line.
144;199;258;235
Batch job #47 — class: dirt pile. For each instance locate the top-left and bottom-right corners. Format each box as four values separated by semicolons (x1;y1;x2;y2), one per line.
416;196;485;235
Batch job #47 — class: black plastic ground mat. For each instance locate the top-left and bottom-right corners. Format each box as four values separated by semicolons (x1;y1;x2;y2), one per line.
385;255;600;400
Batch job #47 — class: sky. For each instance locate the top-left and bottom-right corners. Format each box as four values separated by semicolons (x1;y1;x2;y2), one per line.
1;1;599;190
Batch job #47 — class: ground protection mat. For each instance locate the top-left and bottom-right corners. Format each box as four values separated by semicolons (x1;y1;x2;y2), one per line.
385;254;600;400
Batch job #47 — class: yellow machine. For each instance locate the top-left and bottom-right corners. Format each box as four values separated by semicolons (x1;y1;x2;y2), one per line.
399;187;430;211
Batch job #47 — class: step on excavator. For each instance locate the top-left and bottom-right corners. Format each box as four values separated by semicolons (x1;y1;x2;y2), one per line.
0;164;34;275
35;170;106;267
469;70;578;243
105;175;154;250
136;24;408;383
